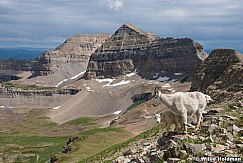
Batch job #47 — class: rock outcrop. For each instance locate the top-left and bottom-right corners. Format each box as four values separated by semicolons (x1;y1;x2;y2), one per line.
0;88;80;98
191;49;243;103
0;59;36;81
0;59;34;71
31;34;109;77
84;23;208;80
97;104;243;163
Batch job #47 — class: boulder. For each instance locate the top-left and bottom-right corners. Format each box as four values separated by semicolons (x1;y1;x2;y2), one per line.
183;143;207;155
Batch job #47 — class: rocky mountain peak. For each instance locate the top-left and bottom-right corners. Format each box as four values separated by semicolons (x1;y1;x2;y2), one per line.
31;33;110;77
111;23;159;41
84;24;208;80
191;48;243;103
55;33;110;56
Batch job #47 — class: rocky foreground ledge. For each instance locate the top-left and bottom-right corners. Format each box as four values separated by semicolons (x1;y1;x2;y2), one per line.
99;102;243;163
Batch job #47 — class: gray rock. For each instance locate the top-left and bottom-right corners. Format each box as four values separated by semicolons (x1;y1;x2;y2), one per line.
123;148;136;156
116;156;131;163
178;150;188;158
233;124;243;136
167;158;181;163
162;139;177;150
237;100;243;107
143;142;150;147
213;144;226;152
223;132;234;142
208;124;219;134
183;143;207;155
224;114;237;120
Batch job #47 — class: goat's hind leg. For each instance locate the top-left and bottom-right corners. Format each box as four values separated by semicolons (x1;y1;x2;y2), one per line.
195;111;202;131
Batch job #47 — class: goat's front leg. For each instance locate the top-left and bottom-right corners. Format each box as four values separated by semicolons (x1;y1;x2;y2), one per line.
165;123;171;136
181;113;188;134
174;117;180;132
195;111;202;131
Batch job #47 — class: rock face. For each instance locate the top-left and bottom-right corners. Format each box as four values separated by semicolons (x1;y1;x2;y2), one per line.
31;34;109;77
0;59;36;81
84;23;208;80
191;49;243;103
0;59;34;71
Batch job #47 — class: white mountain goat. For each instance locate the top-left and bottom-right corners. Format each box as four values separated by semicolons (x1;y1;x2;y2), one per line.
154;109;183;136
153;87;212;133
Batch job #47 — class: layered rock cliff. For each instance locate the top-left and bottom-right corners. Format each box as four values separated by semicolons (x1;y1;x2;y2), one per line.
0;59;36;81
191;49;243;102
84;23;208;80
31;34;110;77
0;59;34;71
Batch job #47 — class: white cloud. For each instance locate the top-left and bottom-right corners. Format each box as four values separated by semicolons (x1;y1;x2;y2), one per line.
101;0;124;11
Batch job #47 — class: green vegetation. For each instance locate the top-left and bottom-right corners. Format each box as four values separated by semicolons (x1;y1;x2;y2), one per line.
0;110;67;162
0;109;132;163
66;116;96;126
127;100;146;111
223;101;243;127
57;127;130;163
80;124;163;163
1;81;57;90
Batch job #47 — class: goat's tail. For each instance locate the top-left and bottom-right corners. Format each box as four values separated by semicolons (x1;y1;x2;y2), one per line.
205;95;213;103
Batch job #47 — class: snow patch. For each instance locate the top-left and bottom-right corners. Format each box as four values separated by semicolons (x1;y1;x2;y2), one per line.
157;76;169;82
0;106;5;108
53;106;61;110
96;78;131;87
126;69;138;77
96;78;114;87
96;78;114;83
109;80;131;87
85;86;94;92
170;79;177;82
162;83;171;88
55;79;68;88
114;110;122;115
55;70;86;88
9;107;13;109
153;73;159;79
174;73;182;76
71;70;86;80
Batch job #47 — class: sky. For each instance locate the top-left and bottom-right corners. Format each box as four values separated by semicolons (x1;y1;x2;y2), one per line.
0;0;242;52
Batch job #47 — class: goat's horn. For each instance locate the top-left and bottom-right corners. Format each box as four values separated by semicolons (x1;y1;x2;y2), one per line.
154;86;158;93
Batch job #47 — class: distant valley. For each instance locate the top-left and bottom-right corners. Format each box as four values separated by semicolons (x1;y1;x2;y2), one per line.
0;48;48;60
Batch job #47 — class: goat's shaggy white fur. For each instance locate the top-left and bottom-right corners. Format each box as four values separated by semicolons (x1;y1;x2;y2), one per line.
155;109;183;135
153;88;212;133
